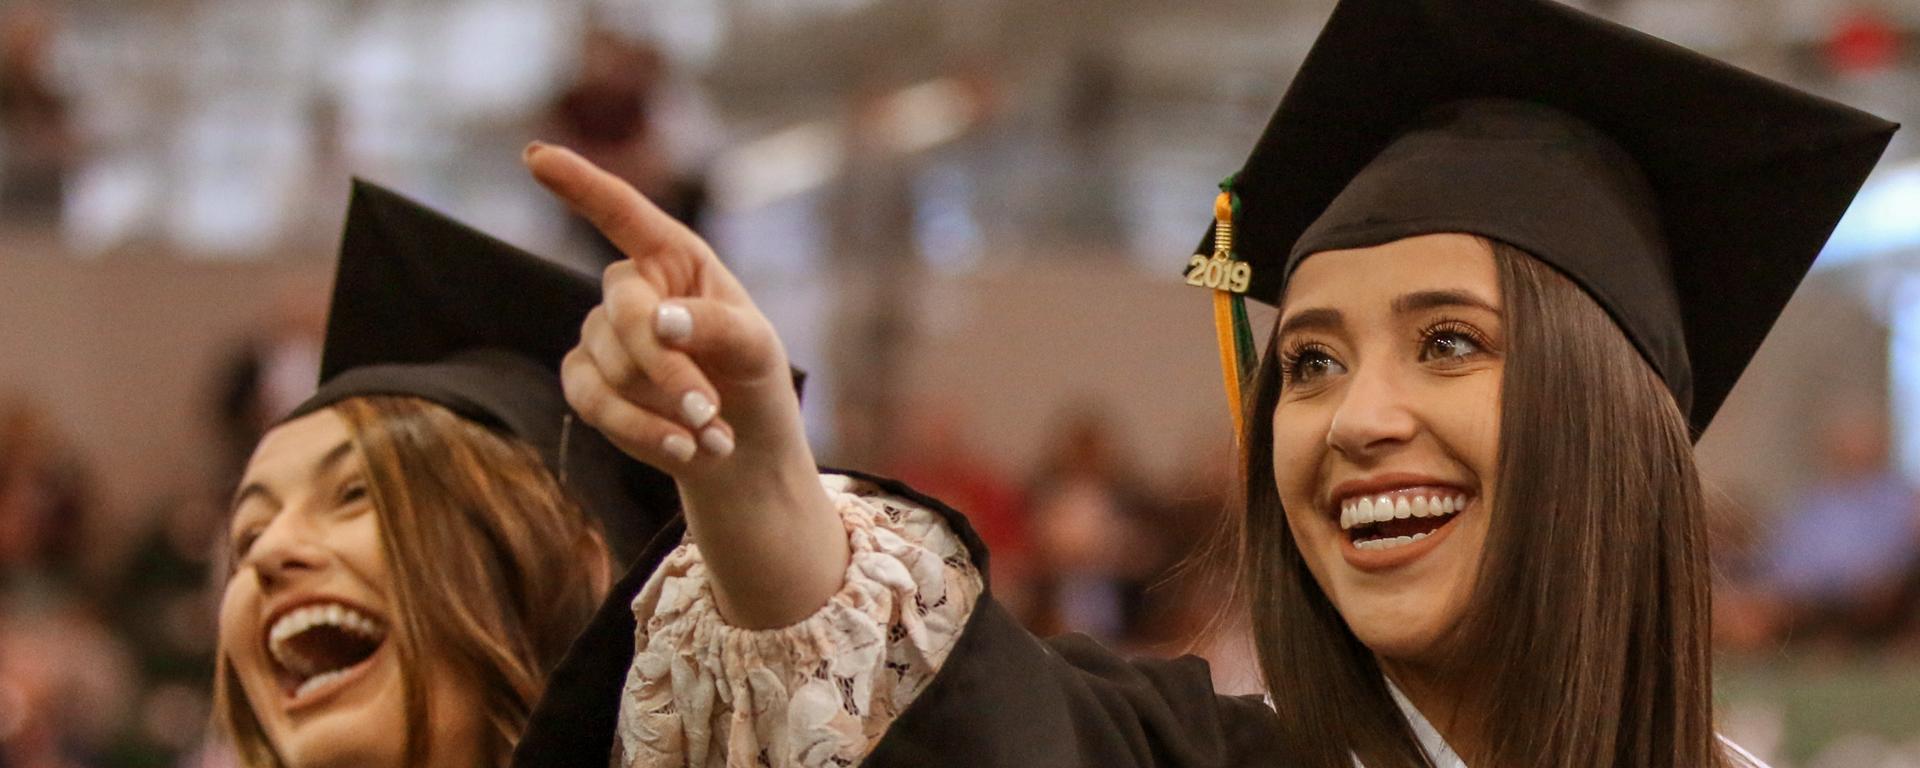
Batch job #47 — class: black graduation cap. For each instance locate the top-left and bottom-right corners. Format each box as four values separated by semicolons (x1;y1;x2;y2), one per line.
285;179;678;563
1196;0;1898;437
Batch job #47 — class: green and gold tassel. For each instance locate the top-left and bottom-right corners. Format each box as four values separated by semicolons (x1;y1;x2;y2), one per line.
1205;175;1258;445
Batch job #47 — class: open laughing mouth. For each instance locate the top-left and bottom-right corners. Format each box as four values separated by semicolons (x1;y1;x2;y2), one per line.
263;600;389;705
1337;490;1472;552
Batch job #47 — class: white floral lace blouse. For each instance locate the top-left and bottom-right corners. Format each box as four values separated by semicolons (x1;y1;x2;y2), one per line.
611;474;983;768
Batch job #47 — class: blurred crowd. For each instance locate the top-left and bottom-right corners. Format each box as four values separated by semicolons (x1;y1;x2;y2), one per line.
1715;407;1920;655
1;394;225;767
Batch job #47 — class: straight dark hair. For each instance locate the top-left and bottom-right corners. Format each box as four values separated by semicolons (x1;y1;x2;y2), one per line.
1239;241;1729;768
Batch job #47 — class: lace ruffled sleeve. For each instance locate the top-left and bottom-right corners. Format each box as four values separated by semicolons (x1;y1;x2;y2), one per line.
612;474;983;768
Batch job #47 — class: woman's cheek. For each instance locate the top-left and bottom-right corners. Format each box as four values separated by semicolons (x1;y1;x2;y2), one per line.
216;577;278;723
216;578;255;657
335;510;392;586
1270;407;1328;507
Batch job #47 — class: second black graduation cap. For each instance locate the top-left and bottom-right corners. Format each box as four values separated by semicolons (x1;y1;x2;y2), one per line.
1202;0;1898;436
286;180;677;562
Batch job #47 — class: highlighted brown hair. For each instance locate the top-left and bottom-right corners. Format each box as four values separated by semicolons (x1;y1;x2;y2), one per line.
215;396;611;766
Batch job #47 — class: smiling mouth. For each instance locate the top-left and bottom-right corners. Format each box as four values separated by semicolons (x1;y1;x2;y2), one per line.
1338;491;1471;551
265;601;388;701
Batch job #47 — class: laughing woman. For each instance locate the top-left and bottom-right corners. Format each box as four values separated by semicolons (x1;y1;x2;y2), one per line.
214;182;678;767
513;0;1899;766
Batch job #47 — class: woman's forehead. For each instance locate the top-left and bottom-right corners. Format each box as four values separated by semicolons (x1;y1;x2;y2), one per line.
1280;233;1500;313
244;408;357;483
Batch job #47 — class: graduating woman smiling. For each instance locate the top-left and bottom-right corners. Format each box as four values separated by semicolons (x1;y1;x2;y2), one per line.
215;183;681;767
511;0;1899;765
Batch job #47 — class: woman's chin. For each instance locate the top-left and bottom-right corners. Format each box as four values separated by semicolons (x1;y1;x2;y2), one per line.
272;715;401;768
265;660;404;768
1343;609;1454;665
279;742;388;768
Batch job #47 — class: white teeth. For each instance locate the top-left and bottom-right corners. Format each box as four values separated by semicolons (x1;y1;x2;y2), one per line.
293;668;347;699
1344;491;1474;529
1355;535;1421;551
1338;491;1474;531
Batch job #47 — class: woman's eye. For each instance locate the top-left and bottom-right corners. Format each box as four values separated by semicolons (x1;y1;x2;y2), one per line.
1420;329;1484;363
231;526;263;558
1286;347;1346;386
340;482;368;505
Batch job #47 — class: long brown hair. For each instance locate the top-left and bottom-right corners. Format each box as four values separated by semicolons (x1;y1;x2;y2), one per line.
1239;241;1728;768
215;396;612;766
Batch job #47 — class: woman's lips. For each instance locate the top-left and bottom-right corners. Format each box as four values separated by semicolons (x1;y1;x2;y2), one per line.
1331;488;1475;572
257;597;390;713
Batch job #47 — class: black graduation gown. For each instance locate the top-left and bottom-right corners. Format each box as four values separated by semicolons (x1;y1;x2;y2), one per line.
512;469;1290;768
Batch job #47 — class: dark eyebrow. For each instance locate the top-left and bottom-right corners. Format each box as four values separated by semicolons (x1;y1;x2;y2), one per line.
1391;289;1501;317
313;440;357;478
229;482;276;519
1276;307;1344;339
228;440;355;518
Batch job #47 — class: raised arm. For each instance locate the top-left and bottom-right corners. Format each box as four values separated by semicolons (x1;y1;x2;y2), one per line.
524;142;848;630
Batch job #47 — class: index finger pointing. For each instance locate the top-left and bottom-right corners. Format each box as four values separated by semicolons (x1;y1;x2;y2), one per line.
524;142;695;265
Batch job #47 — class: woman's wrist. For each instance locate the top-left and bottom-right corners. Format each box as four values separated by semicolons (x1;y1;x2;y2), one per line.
679;438;851;629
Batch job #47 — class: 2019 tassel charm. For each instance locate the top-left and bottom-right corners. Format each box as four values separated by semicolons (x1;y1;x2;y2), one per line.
1189;175;1257;446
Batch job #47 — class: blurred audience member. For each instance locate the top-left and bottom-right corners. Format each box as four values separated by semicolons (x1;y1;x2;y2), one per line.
0;1;72;221
545;27;711;264
884;399;1028;609
1021;403;1157;645
0;399;136;767
209;287;325;491
0;398;94;601
1706;489;1780;653
1758;405;1920;647
96;495;223;766
1133;433;1237;643
1135;432;1262;693
0;603;138;768
1039;49;1123;247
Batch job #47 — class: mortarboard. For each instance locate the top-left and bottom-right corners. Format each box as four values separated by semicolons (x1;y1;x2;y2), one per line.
1191;0;1898;439
286;180;678;563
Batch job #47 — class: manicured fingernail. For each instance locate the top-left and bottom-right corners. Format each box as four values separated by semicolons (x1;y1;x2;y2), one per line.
699;426;734;458
681;391;717;428
523;140;550;163
655;303;692;344
661;433;696;463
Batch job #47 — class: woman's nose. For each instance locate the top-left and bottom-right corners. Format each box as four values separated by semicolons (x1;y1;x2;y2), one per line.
244;513;327;592
1325;363;1420;458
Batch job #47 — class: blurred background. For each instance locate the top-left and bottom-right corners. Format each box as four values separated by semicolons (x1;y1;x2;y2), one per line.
0;0;1917;765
